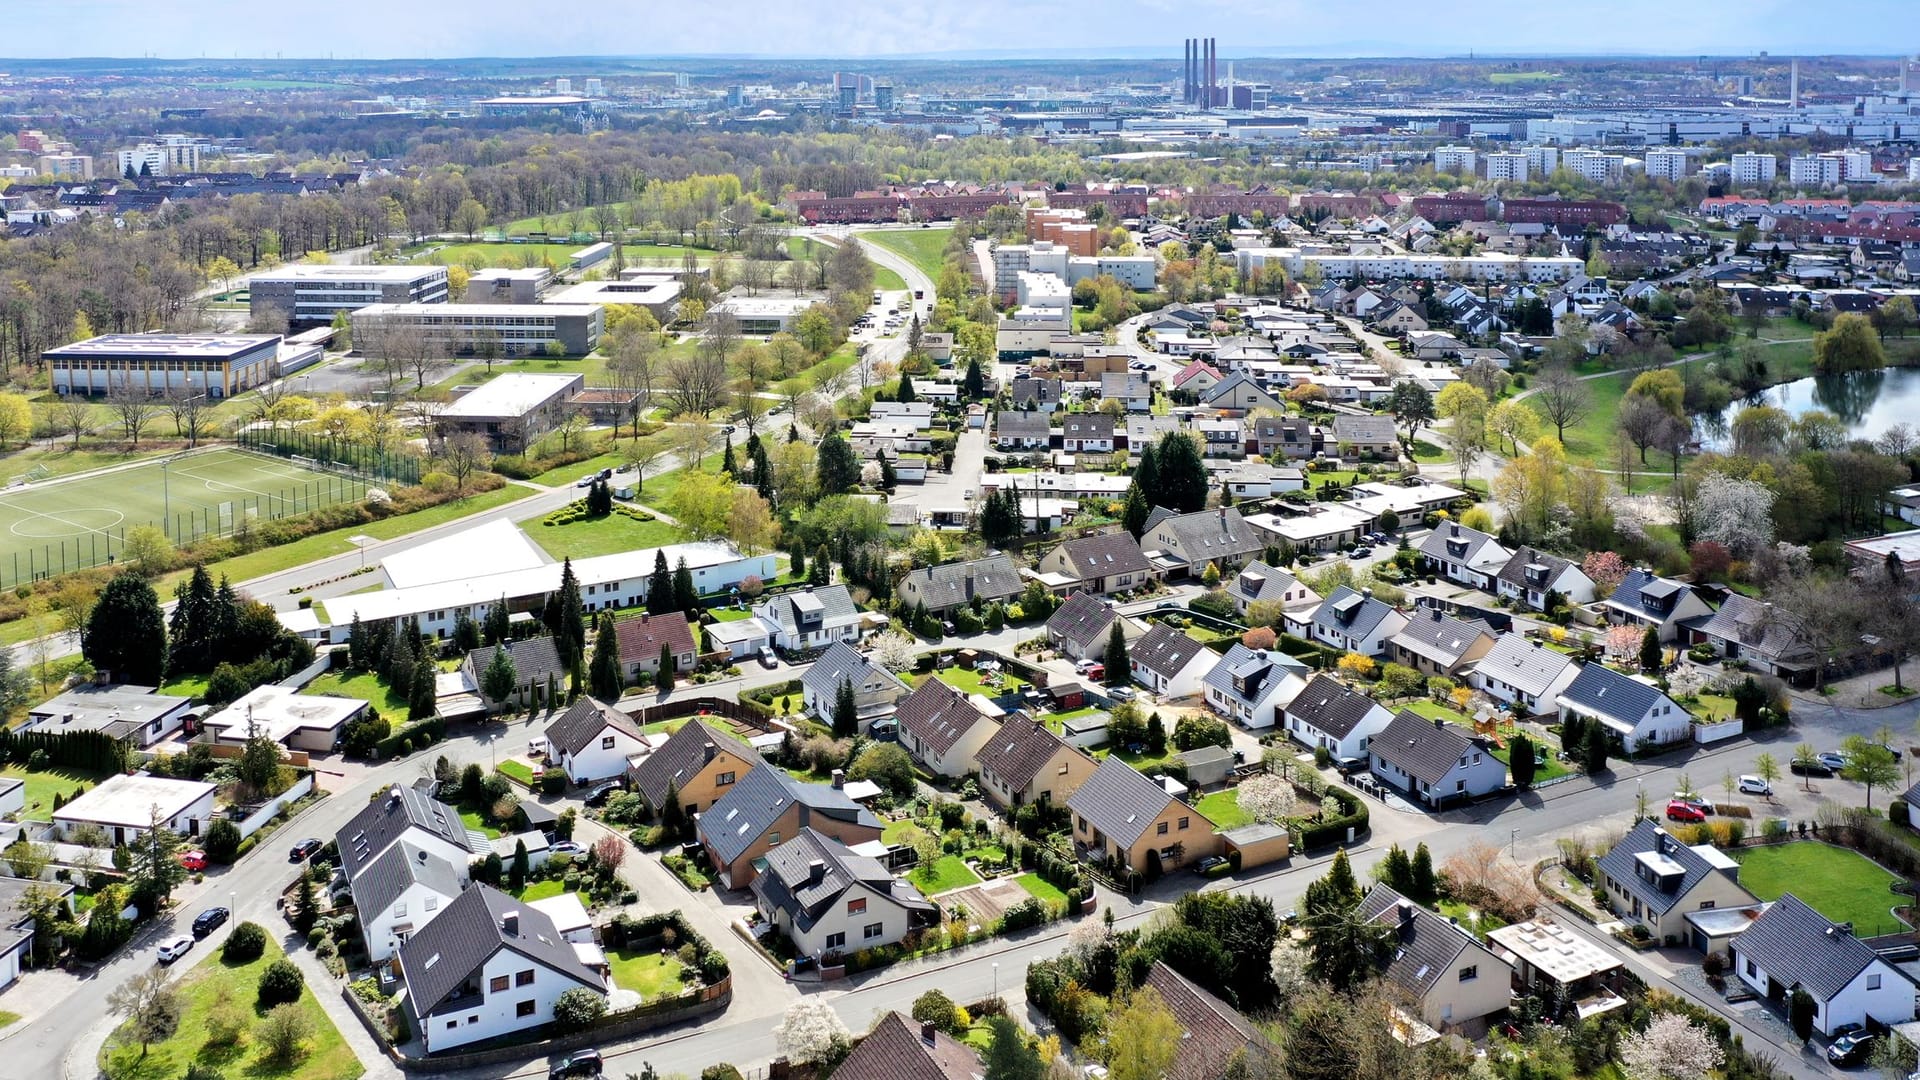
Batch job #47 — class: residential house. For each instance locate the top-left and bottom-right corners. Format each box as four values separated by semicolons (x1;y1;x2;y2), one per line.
1039;531;1154;595
754;585;864;652
544;697;648;785
397;884;608;1054
1388;608;1497;679
1309;586;1409;658
1045;591;1141;662
1407;331;1468;361
1200;373;1286;415
897;555;1023;618
21;684;193;748
1200;645;1309;730
1495;548;1597;611
1251;416;1317;459
800;641;907;726
1330;414;1400;458
1129;622;1217;699
1100;372;1152;412
833;1011;982;1080
1067;757;1219;875
338;785;478;894
1729;894;1915;1037
1557;663;1690;754
1282;674;1394;762
976;714;1098;810
1191;416;1245;459
0;878;73;990
1602;569;1714;642
697;766;884;889
625;717;758;818
1124;415;1179;453
1470;634;1581;713
1010;378;1063;412
1595;819;1759;945
895;678;1003;778
1418;523;1513;591
352;839;467;963
1367;711;1507;809
1224;561;1321;617
1060;413;1117;453
994;410;1052;451
53;773;216;845
612;612;698;682
1369;301;1430;335
749;828;937;960
1358;884;1510;1034
463;637;568;710
1170;360;1223;396
1689;592;1817;678
1140;506;1264;577
1141;961;1279;1080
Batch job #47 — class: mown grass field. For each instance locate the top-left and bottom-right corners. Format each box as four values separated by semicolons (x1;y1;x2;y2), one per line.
856;228;952;281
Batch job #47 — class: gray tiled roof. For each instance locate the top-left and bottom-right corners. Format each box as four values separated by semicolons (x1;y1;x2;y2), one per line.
1692;592;1810;663
1475;634;1577;698
1046;591;1118;651
1200;644;1306;708
900;555;1023;611
800;641;899;706
1226;562;1301;606
1417;522;1504;567
0;877;73;961
1596;819;1731;917
1369;711;1480;787
337;785;473;879
1332;414;1398;444
398;883;605;1021
994;410;1052;440
1145;507;1262;565
750;827;934;935
700;765;881;867
1053;531;1150;580
1733;894;1888;1003
1605;568;1690;623
1068;757;1181;849
1358;883;1482;1001
1390;609;1495;667
1130;622;1208;682
760;585;858;636
1285;674;1386;740
977;713;1086;793
1496;546;1579;590
628;717;758;809
1061;413;1116;440
1558;663;1666;724
895;679;998;758
466;637;567;692
1311;585;1397;642
351;839;464;921
544;696;644;757
1200;372;1280;407
1011;379;1061;406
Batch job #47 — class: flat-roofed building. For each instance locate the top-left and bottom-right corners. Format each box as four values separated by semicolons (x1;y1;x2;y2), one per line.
350;303;602;358
441;372;585;450
249;264;450;327
463;267;550;305
709;295;816;334
23;684;194;748
547;278;683;320
53;773;217;845
45;333;280;399
199;684;366;752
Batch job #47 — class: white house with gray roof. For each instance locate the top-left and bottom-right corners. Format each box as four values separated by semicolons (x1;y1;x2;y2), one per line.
753;584;863;651
1368;711;1506;809
1601;569;1712;643
1200;646;1309;730
1494;547;1596;611
1045;591;1142;661
1556;663;1688;754
1470;634;1580;713
897;555;1023;618
801;641;908;726
1308;586;1409;658
1224;561;1320;616
353;839;467;963
1128;623;1217;699
1417;522;1512;591
1140;506;1264;577
1282;674;1394;761
751;827;937;960
1729;894;1914;1037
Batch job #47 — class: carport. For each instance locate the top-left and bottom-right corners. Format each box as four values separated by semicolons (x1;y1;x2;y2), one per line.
1219;822;1291;870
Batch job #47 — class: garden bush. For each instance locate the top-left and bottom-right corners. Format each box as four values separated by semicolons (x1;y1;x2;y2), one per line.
257;958;305;1007
540;768;567;795
224;921;268;963
999;897;1051;932
553;987;609;1030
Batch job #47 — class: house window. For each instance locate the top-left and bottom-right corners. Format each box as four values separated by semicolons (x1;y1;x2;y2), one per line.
1869;974;1883;990
864;922;884;940
1058;763;1070;775
447;1021;457;1030
768;831;781;847
425;896;438;912
1699;901;1716;910
826;932;846;949
848;898;867;915
1459;965;1478;982
1745;959;1756;977
1157;822;1169;836
516;970;535;986
1178;817;1190;831
516;1000;537;1018
394;902;407;918
601;735;616;750
490;975;509;992
716;771;736;786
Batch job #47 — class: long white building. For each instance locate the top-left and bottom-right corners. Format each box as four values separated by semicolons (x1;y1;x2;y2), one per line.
1234;247;1583;283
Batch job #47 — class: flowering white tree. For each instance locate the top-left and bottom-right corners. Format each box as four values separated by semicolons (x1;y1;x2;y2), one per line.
860;461;884;487
869;630;919;674
1619;1013;1723;1080
1237;774;1297;825
775;997;850;1065
1269;938;1311;1005
1693;474;1775;558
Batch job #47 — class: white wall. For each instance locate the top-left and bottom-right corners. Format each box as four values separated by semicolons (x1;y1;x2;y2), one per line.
560;727;648;784
781;880;916;958
363;881;459;963
419;949;604;1053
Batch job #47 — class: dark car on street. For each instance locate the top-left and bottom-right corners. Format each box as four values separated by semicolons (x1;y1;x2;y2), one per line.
192;906;230;937
288;838;323;862
1790;758;1835;778
550;1048;604;1079
1827;1031;1877;1067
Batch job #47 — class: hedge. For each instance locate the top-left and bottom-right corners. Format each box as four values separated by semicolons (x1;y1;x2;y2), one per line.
1297;786;1370;850
375;715;446;759
601;911;730;982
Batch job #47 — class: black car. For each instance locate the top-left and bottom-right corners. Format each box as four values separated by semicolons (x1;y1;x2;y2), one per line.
288;838;323;862
192;906;230;937
583;781;623;807
550;1048;604;1079
1790;759;1836;778
1827;1031;1878;1067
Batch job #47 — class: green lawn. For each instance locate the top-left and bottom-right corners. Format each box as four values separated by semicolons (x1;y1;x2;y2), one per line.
630;457;722;514
924;665;1027;698
1405;701;1475;726
100;936;362;1080
1101;746;1174;772
707;606;756;622
1492;741;1572;784
413;241;594;268
1734;843;1905;935
458;807;502;840
854;228;952;282
1687;693;1737;722
1038;705;1102;733
0;763;107;819
910;855;982;895
158;673;211;701
497;760;535;785
1014;873;1069;911
520;509;690;560
882;818;923;845
1437;899;1507;933
1194;788;1252;830
0;446;175;487
606;949;690;999
514;880;565;902
304;670;409;713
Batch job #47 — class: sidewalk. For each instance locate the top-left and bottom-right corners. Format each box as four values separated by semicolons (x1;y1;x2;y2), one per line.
284;936;404;1080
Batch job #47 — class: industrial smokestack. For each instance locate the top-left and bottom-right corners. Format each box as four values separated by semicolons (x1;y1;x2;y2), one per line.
1790;58;1800;109
1184;39;1194;105
1208;39;1217;109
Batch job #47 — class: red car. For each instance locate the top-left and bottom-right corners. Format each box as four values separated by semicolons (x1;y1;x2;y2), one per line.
1665;800;1707;823
178;849;207;871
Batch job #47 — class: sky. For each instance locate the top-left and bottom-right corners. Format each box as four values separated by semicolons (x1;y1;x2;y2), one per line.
6;0;1911;60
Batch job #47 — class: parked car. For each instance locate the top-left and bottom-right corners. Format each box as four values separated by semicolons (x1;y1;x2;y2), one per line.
1194;855;1229;875
1080;662;1105;681
1108;687;1136;702
288;838;323;862
1818;751;1848;771
177;849;207;872
550;1049;605;1079
1737;775;1772;796
1665;800;1707;823
550;840;587;857
156;934;195;964
1074;658;1101;674
1828;1031;1878;1067
574;474;596;488
1673;794;1715;815
1791;758;1835;778
192;907;230;937
758;646;778;669
584;781;623;807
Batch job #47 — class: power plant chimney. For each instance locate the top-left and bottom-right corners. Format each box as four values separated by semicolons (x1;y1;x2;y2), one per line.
1790;58;1800;109
1208;38;1218;108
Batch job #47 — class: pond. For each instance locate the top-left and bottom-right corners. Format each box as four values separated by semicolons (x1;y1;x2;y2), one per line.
1699;365;1920;448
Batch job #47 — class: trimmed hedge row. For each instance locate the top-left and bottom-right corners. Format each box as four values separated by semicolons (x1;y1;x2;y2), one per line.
375;714;447;759
1297;785;1370;850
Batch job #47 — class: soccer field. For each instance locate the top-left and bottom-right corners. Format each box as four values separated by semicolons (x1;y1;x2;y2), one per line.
0;449;363;587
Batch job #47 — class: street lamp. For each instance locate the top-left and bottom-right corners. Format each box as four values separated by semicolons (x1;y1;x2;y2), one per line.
992;962;999;1001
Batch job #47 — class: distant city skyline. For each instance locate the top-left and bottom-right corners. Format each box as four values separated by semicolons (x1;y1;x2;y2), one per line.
6;0;1913;62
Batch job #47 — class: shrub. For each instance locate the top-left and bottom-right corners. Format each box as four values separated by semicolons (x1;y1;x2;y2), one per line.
256;958;305;1008
540;767;567;795
703;1066;747;1080
204;817;243;864
999;897;1051;932
552;986;607;1030
224;921;268;963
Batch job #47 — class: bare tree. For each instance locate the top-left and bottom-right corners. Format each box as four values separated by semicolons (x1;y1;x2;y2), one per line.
1616;394;1670;465
55;395;95;448
736;379;772;438
606;328;657;437
163;389;209;448
1768;574;1866;694
700;310;742;369
407;392;452;450
1532;364;1591;444
248;302;290;337
107;373;157;448
671;413;716;470
659;353;730;417
621;436;667;497
441;431;492;492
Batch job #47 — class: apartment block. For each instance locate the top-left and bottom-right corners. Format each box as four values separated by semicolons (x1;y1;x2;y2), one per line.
1433;146;1476;174
1560;150;1625;184
1643;149;1690;183
35;154;93;179
250;265;451;327
1730;152;1777;185
1789;154;1843;186
1523;145;1560;175
351;303;602;357
1484;152;1529;182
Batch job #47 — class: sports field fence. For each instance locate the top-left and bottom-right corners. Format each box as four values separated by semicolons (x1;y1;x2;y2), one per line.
236;428;424;486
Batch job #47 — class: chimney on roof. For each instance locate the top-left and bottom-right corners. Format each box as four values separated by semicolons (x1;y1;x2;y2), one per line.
1450;523;1461;537
1434;715;1444;730
1362;587;1373;600
808;859;826;884
1430;607;1442;621
501;912;519;937
831;768;846;789
922;1019;939;1045
703;741;716;763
